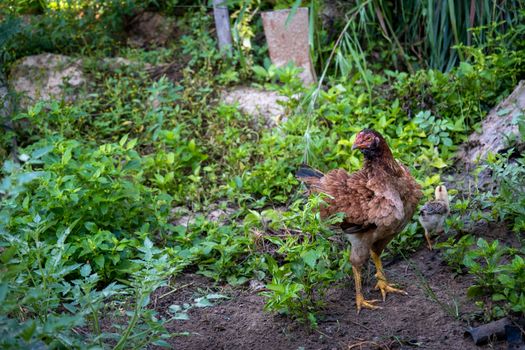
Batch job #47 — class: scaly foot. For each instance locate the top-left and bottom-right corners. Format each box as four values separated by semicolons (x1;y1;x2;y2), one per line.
374;279;408;302
355;294;382;314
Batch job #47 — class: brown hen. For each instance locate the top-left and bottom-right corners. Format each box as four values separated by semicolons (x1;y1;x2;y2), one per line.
296;129;422;313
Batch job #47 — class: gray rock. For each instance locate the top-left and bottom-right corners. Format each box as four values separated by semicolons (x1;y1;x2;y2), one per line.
171;202;235;227
458;80;525;165
207;207;235;223
248;279;265;292
221;86;289;127
9;53;85;109
171;206;195;227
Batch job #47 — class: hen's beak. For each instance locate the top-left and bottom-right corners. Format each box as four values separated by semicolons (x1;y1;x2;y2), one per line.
351;143;360;150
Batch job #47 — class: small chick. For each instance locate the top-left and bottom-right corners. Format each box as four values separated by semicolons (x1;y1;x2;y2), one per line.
419;185;450;250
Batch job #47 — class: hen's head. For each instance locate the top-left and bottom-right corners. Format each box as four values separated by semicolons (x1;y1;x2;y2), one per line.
352;129;390;160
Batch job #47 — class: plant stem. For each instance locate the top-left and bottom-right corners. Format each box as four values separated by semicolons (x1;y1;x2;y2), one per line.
90;304;103;348
113;294;144;350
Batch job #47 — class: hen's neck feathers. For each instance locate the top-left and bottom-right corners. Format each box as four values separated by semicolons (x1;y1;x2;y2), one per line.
363;141;403;176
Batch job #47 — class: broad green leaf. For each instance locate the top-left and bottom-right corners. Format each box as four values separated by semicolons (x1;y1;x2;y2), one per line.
119;134;129;147
466;285;484;298
194;297;213;308
301;249;319;268
252;65;267;78
0;283;8;303
32;145;54;159
94;255;105;269
80;263;92;277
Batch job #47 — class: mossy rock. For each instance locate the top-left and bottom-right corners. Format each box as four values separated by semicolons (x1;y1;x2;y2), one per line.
8;53;86;109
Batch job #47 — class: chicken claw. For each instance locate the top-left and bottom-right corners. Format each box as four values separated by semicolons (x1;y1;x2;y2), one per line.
352;265;382;314
370;250;408;301
355;294;382;314
374;279;408;302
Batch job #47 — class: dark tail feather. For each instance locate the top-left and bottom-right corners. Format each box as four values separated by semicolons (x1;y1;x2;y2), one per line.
296;164;324;180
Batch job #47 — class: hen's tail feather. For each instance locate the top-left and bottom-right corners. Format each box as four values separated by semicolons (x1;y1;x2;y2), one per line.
296;164;324;180
296;164;324;189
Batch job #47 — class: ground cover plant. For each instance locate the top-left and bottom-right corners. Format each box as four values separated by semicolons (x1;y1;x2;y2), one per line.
1;0;525;348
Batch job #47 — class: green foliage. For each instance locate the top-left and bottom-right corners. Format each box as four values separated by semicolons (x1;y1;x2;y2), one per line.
0;235;179;348
1;2;525;344
142;127;208;201
256;196;348;326
167;217;258;285
386;222;422;257
439;236;525;319
1;138;172;280
438;234;476;274
180;6;243;84
0;1;134;66
463;238;508;293
340;1;525;72
413;110;454;147
443;147;525;235
484;150;525;232
438;132;525;318
493;255;525;314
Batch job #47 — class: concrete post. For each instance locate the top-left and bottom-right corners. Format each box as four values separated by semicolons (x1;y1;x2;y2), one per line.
213;0;233;54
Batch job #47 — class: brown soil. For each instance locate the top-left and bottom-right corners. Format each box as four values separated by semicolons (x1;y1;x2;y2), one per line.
150;245;507;350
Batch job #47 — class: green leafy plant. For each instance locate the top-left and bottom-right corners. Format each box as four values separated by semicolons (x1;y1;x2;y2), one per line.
1;138;172;280
437;234;476;274
0;229;179;348
342;0;524;71
257;196;348;326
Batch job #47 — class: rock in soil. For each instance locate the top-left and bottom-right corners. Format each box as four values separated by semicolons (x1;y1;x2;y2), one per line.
221;86;289;127
457;80;525;165
171;203;235;227
9;53;85;109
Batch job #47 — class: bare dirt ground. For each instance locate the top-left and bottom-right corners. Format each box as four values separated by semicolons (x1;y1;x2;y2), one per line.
150;238;508;350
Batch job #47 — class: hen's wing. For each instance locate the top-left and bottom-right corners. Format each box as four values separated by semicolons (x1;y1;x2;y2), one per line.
315;168;405;231
365;171;405;227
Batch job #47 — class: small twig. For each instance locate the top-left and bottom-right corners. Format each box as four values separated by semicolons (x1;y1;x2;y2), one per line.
347;340;389;350
512;318;525;337
159;283;194;300
314;328;332;339
348;318;372;332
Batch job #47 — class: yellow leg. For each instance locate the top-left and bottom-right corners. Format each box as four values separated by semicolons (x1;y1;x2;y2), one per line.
370;251;408;301
352;265;381;314
424;229;433;250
